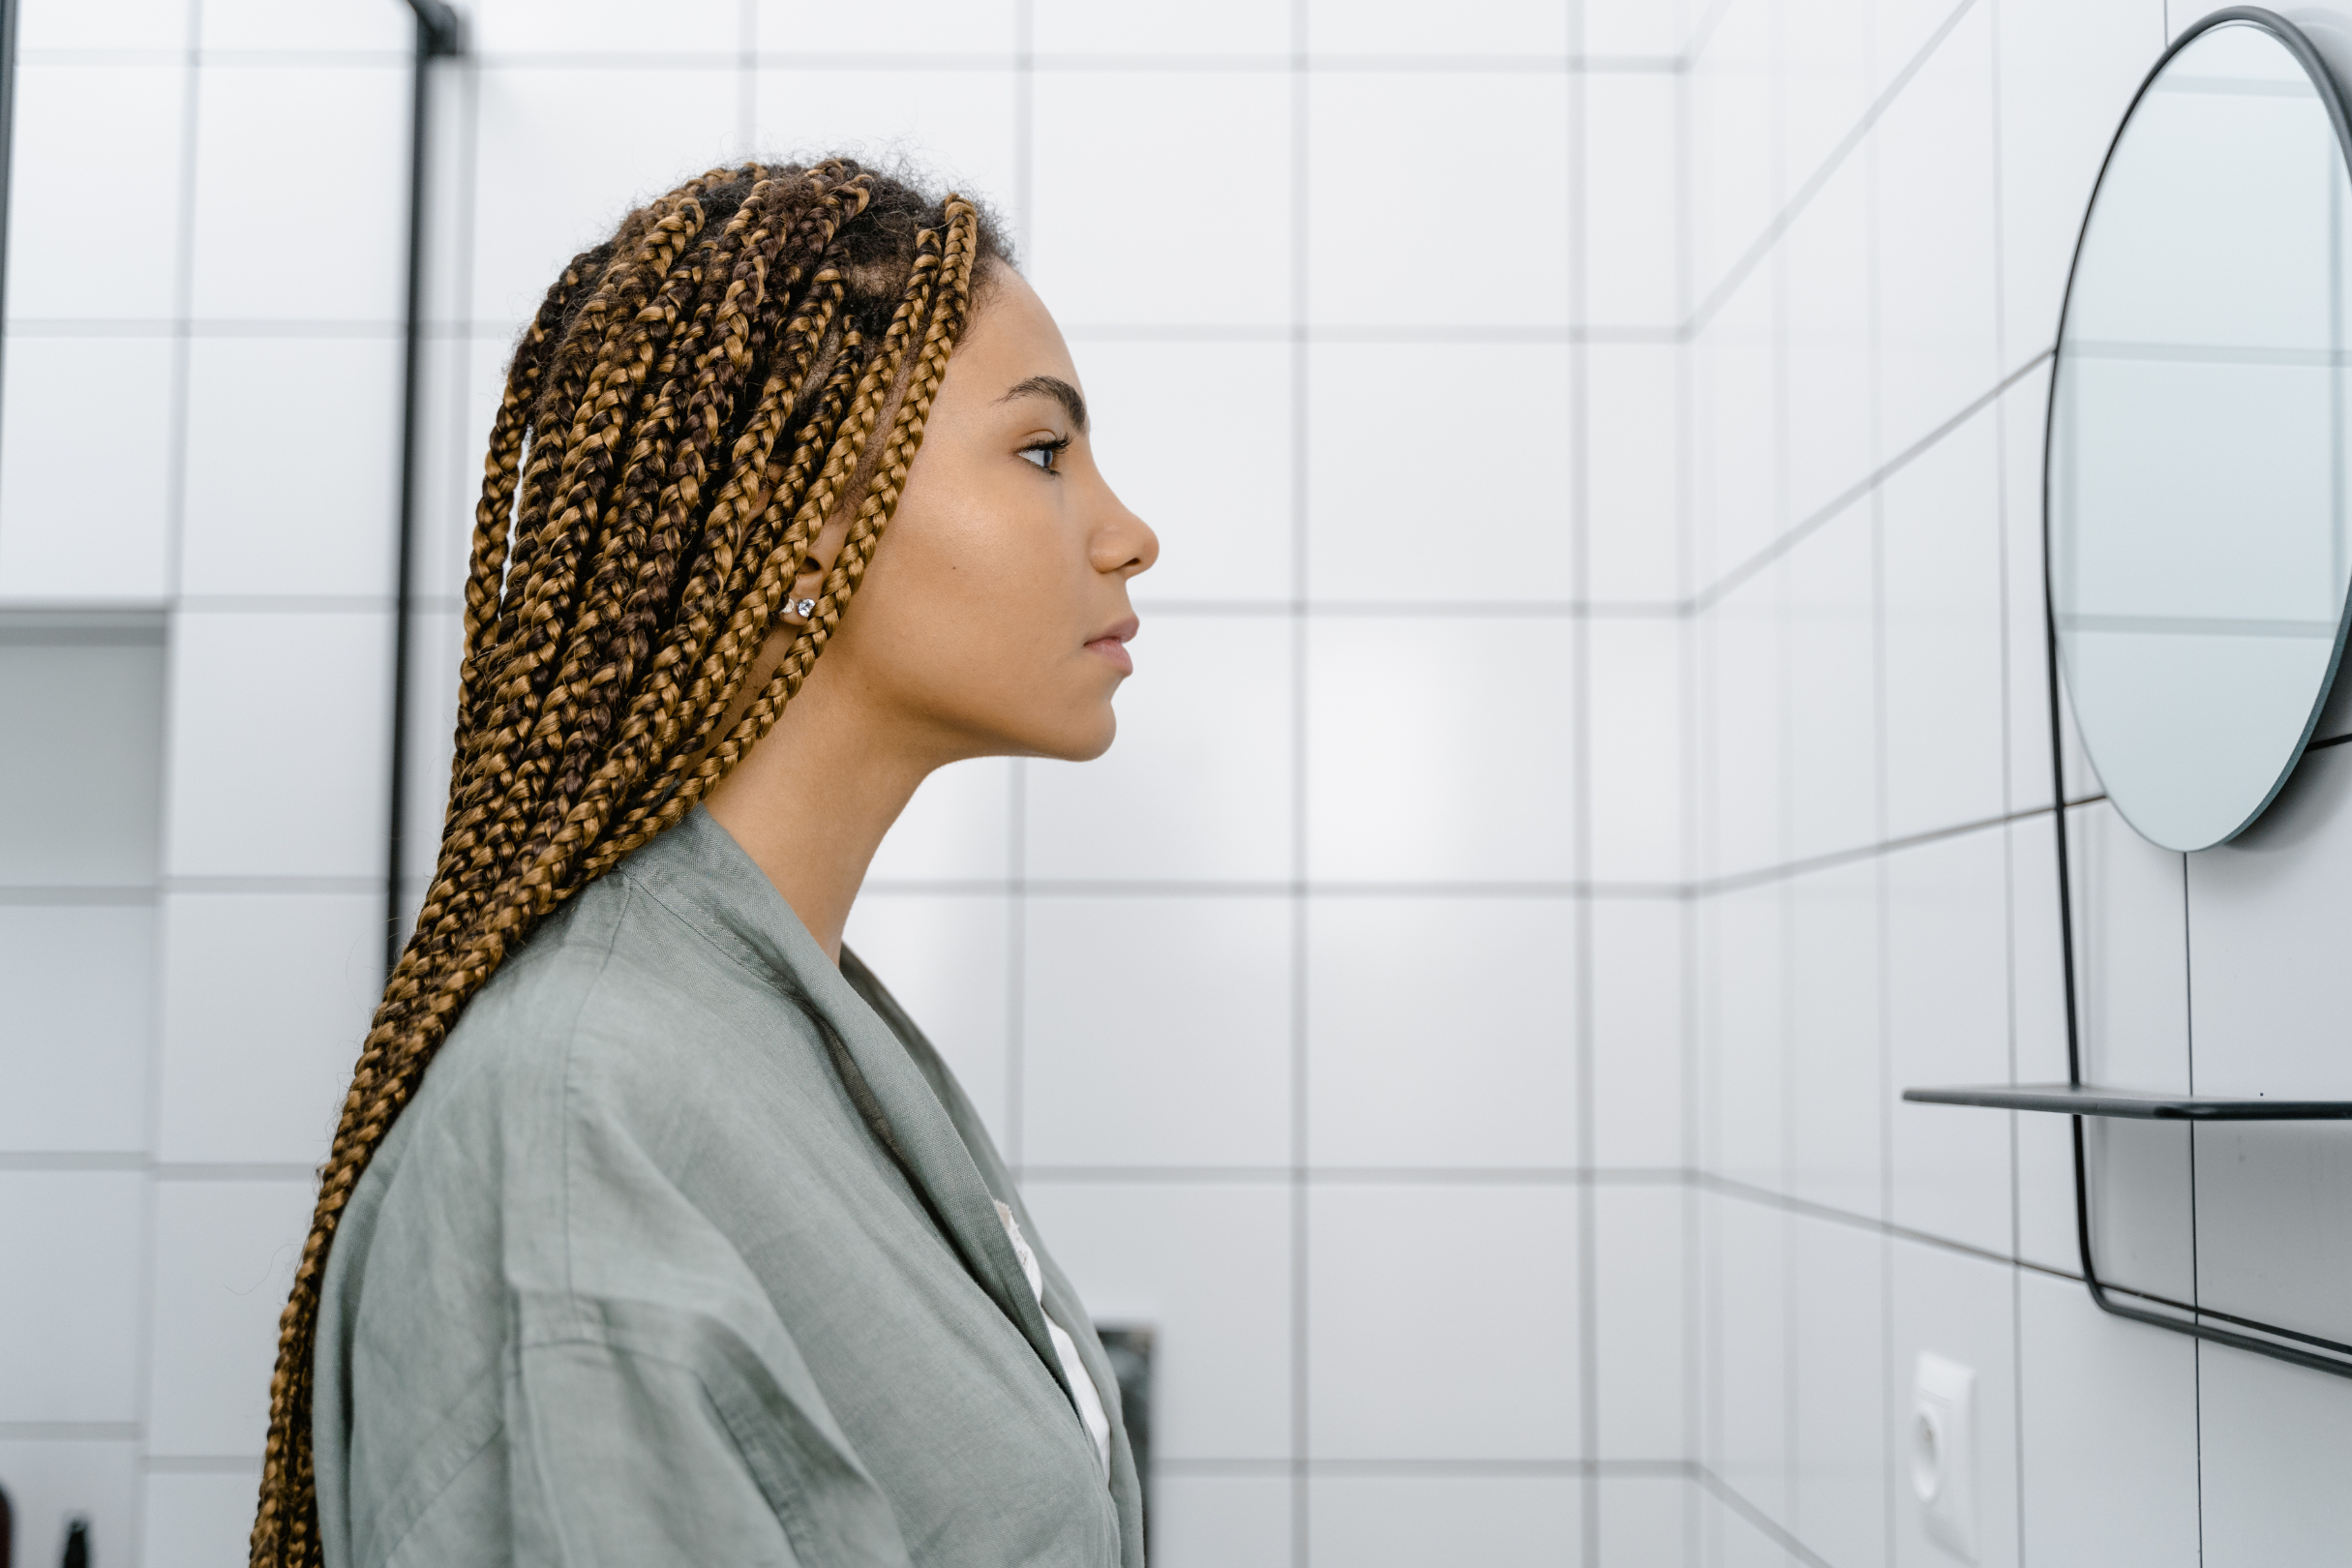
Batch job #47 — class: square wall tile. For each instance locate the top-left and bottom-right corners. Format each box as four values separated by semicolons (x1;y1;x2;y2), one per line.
2197;1341;2352;1568
1872;2;2000;464
0;337;173;600
1885;828;2012;1253
188;66;407;324
0;905;156;1153
1305;617;1578;883
1584;73;1681;329
1597;1475;1694;1567
2001;361;2056;815
2015;1270;2197;1568
759;0;1009;53
396;606;462;895
1706;1191;1791;1528
1690;268;1781;590
1790;1215;1886;1568
1785;859;1881;1221
1589;615;1685;885
1306;0;1570;55
8;64;185;321
1595;1183;1690;1459
0;1440;137;1568
1996;0;2169;373
2065;799;2186;1092
140;1467;264;1568
1586;342;1682;605
1888;1241;2019;1568
413;336;516;606
754;69;1018;217
1023;895;1290;1168
866;757;1012;882
2008;815;2076;1274
164;611;391;881
1308;75;1571;329
1590;894;1686;1170
481;0;740;52
468;68;745;326
1306;1476;1581;1568
0;1172;145;1423
1030;72;1291;328
1306;343;1575;604
154;892;388;1165
2187;743;2352;1098
0;637;166;888
1689;0;1774;305
1881;405;2005;842
18;0;187;49
1705;570;1786;881
1780;149;1873;531
1080;340;1291;605
1308;1183;1580;1460
1583;0;1688;57
179;338;401;598
1704;883;1784;1192
843;893;1010;1144
1032;0;1287;54
1148;1474;1289;1568
145;1179;315;1458
2191;1121;2352;1352
1784;503;1878;864
199;0;406;48
2081;1117;2193;1306
1024;615;1291;883
1306;894;1578;1169
1018;1182;1290;1461
1779;0;1872;197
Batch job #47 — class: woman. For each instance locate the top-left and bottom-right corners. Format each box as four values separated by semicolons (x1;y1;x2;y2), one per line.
250;160;1159;1568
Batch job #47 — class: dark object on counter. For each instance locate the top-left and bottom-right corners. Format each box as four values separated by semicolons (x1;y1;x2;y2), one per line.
1095;1323;1154;1553
1;1477;12;1568
59;1518;86;1568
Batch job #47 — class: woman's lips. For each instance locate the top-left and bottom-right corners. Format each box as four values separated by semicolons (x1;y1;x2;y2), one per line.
1087;616;1138;675
1086;635;1133;675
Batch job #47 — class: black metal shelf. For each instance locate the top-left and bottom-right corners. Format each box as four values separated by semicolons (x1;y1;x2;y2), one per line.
1904;1082;2352;1120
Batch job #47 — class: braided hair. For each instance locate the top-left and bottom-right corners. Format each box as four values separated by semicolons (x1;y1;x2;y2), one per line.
249;160;1008;1568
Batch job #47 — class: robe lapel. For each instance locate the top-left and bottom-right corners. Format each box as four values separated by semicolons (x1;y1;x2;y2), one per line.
638;810;1074;1411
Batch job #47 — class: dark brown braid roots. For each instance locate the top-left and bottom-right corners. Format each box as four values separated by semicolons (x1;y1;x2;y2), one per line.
250;160;1007;1568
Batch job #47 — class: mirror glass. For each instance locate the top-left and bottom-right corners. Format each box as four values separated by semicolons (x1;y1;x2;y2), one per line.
2051;19;2352;852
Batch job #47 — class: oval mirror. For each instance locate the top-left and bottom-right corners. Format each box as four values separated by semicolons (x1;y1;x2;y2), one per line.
2050;10;2352;852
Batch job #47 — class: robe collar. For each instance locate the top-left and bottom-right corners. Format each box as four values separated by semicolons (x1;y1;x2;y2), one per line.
616;807;1079;1414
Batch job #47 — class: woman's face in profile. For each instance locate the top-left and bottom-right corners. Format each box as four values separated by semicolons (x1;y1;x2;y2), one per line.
813;267;1160;765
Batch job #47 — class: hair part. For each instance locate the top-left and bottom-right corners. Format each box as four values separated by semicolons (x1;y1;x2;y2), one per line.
249;159;1009;1568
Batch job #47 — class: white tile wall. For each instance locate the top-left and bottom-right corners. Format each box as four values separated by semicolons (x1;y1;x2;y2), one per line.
1306;617;1580;882
1308;1182;1581;1461
1306;1475;1583;1568
1307;894;1579;1168
0;1172;146;1424
1306;343;1576;603
28;0;2352;1561
1024;894;1291;1168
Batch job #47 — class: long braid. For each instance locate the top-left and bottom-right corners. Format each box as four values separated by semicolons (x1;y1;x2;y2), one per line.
251;166;1004;1568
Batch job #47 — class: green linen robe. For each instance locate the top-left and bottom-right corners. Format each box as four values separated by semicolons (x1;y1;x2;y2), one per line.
312;806;1141;1567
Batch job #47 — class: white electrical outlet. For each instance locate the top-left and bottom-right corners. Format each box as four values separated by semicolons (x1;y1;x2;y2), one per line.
1911;1352;1978;1564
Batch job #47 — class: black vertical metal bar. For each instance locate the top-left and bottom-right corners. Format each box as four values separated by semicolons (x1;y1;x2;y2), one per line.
387;0;462;979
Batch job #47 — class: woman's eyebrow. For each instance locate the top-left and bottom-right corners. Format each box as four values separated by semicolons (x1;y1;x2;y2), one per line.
995;375;1088;434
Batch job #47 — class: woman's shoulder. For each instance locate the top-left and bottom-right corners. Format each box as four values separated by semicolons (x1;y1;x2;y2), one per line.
409;871;827;1155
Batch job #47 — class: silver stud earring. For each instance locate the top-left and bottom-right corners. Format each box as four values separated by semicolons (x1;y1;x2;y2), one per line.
792;598;816;618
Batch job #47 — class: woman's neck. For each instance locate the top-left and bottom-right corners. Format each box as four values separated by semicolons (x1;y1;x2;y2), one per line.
701;654;942;965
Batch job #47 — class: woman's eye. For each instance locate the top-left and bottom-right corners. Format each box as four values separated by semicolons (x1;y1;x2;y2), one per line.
1019;438;1067;471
